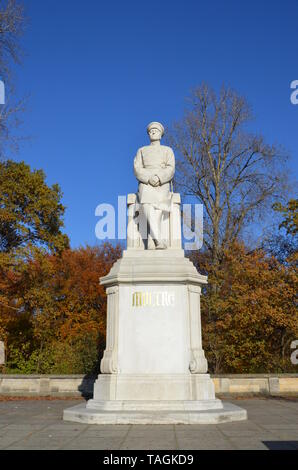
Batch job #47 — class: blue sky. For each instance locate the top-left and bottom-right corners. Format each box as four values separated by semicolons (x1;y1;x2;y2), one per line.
11;0;298;247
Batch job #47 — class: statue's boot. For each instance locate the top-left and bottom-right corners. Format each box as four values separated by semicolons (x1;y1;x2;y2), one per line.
155;240;167;250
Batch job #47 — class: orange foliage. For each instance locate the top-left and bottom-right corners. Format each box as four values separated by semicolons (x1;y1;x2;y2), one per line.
1;240;297;374
192;242;298;373
0;243;122;373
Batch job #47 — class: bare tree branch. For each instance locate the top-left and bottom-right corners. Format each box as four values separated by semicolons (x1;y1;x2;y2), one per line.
167;83;290;265
0;0;25;159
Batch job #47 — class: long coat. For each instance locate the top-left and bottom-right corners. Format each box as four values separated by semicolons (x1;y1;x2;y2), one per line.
133;144;175;211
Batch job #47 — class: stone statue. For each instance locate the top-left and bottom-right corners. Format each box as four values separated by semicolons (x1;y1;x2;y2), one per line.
63;121;247;425
133;122;175;249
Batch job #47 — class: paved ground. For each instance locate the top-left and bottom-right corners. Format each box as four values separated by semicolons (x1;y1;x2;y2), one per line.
0;397;297;450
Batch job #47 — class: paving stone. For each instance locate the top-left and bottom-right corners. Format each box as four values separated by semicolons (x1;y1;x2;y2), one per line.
0;429;38;439
176;424;218;431
262;424;298;430
175;428;223;439
63;437;124;450
82;427;131;438
44;423;87;429
36;429;86;439
7;441;62;450
127;427;174;438
0;436;27;449
229;438;269;450
268;429;298;440
176;437;234;450
8;435;72;450
120;436;177;450
217;422;275;439
0;398;297;450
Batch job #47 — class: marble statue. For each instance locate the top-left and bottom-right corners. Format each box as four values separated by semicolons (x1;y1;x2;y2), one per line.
63;121;247;425
134;122;175;249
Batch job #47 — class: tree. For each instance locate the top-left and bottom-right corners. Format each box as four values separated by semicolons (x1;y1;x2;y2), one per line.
191;243;298;373
0;0;24;67
0;0;25;158
167;84;289;266
0;160;69;253
1;243;122;374
263;199;297;263
273;199;298;236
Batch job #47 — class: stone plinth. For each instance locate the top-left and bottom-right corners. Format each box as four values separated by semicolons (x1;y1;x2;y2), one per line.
64;250;247;424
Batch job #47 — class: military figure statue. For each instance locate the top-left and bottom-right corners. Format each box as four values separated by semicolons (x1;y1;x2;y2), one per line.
133;122;175;249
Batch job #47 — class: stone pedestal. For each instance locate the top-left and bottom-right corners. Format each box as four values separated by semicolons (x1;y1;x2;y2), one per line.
64;249;246;424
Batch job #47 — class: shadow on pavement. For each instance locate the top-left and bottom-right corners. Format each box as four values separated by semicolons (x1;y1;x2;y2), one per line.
262;441;298;450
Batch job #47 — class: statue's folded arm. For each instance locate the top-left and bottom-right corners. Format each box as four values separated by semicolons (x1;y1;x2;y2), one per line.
158;150;175;185
133;149;153;184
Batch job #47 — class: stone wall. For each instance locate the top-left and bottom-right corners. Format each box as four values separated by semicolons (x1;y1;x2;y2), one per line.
0;375;94;397
212;374;298;396
0;374;297;397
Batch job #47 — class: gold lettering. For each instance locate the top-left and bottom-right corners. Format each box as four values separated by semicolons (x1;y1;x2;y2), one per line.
132;291;175;307
132;292;142;307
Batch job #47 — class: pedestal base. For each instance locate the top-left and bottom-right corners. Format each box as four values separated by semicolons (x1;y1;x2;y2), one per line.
63;249;247;425
93;374;217;401
63;401;247;424
63;372;247;424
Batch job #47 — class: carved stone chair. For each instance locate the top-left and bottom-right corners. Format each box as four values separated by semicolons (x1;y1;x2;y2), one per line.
127;193;182;250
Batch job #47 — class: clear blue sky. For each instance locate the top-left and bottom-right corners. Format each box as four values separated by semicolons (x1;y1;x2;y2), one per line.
13;0;298;247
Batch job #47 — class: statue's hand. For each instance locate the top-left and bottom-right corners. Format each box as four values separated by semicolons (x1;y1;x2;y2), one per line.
149;175;160;187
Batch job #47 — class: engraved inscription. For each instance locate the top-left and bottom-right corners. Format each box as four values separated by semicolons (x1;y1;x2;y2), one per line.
132;291;175;307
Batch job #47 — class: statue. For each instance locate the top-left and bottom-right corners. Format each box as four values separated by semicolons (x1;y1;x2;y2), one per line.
63;121;247;425
133;122;175;249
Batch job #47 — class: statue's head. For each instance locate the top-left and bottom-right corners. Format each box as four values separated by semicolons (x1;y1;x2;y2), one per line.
147;122;164;142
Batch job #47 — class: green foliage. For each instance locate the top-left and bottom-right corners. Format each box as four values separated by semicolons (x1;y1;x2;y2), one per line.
273;199;298;236
5;334;103;375
0;159;296;376
48;334;102;375
1;243;121;375
196;243;298;373
5;342;54;374
0;160;69;253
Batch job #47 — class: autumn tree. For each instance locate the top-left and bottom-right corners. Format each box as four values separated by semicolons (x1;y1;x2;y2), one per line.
167;84;289;266
0;0;25;158
1;243;122;374
273;199;298;236
0;160;69;253
192;243;297;373
44;243;121;374
264;199;298;263
0;159;68;347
